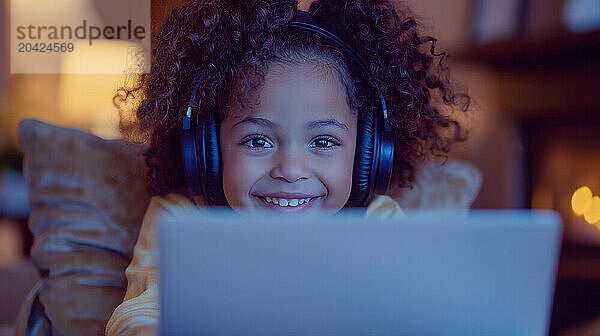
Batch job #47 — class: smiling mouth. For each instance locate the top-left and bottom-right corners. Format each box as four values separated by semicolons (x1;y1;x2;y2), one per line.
259;196;317;207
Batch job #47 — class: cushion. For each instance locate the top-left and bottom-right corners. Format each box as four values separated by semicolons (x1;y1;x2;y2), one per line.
15;119;151;336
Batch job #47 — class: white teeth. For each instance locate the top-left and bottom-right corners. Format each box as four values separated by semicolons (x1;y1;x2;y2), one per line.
263;197;314;207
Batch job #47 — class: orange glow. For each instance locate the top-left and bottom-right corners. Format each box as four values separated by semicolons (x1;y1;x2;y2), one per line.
583;196;600;225
571;186;593;215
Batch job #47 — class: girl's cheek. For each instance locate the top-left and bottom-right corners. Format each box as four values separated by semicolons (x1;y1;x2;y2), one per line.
224;154;268;200
312;155;353;206
221;144;250;205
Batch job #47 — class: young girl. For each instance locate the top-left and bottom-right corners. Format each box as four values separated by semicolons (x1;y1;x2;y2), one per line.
107;0;470;334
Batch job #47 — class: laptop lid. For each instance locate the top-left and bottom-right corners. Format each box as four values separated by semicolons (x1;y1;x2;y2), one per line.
159;209;562;336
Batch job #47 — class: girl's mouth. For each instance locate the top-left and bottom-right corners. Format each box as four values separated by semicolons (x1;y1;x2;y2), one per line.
253;195;320;212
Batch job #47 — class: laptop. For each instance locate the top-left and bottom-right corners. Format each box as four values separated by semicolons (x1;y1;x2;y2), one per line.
158;208;562;336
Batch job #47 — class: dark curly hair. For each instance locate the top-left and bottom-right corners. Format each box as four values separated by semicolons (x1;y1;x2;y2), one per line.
115;0;471;199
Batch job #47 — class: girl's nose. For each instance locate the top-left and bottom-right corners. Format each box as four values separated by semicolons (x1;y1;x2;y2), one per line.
269;146;311;183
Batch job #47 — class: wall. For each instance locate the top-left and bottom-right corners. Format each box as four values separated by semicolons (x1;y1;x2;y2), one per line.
406;0;526;208
1;0;9;148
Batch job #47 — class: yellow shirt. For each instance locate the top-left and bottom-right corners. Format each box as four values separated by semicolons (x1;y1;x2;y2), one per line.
105;193;405;336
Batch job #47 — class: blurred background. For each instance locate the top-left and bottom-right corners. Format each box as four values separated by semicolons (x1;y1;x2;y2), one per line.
0;0;599;335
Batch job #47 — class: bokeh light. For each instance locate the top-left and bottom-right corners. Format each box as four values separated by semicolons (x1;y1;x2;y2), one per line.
583;196;600;225
571;186;593;215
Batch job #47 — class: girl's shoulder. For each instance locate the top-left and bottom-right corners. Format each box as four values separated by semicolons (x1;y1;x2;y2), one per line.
145;192;206;218
157;192;203;207
365;195;406;219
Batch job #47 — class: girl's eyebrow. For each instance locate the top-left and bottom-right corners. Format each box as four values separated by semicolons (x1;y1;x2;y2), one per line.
231;116;348;133
306;119;349;133
232;117;278;129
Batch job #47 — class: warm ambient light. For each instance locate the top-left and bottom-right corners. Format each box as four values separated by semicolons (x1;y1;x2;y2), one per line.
583;196;600;225
571;186;600;226
571;186;593;215
58;40;148;139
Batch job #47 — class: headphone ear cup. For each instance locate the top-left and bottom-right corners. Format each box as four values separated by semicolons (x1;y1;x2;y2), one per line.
346;110;376;207
182;117;203;196
373;129;394;195
200;112;229;206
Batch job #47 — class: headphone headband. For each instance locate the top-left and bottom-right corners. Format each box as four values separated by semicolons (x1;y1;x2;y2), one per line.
286;11;391;126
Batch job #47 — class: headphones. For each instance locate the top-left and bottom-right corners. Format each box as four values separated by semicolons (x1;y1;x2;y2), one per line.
182;10;394;207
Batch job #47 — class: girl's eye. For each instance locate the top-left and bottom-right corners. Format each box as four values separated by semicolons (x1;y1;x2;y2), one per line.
309;137;338;149
242;137;273;148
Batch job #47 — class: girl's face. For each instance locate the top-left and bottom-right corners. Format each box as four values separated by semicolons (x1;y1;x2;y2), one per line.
220;62;357;214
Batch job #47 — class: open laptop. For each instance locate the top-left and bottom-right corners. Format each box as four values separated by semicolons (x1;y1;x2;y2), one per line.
158;208;562;336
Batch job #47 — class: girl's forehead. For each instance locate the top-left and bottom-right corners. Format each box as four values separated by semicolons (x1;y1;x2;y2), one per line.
227;62;355;123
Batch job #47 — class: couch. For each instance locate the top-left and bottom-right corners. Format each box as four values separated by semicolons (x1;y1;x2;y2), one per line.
14;118;482;335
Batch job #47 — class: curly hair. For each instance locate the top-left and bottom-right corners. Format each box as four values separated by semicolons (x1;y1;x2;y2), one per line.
115;0;471;199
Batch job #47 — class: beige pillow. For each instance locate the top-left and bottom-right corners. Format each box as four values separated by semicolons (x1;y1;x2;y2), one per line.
15;119;151;336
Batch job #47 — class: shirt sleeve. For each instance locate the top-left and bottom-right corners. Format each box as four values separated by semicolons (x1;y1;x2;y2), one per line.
105;194;198;336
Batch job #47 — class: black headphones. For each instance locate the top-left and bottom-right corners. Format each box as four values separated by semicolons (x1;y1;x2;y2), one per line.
182;9;394;207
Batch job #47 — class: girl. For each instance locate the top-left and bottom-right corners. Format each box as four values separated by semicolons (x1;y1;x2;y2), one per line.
107;0;470;334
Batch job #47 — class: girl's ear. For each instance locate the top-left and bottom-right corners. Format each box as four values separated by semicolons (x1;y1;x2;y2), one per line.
387;160;482;210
